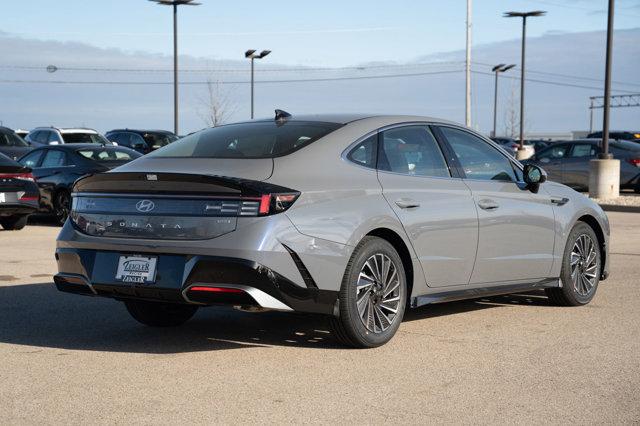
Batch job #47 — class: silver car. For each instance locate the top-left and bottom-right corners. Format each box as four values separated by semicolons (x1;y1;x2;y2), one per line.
54;112;610;348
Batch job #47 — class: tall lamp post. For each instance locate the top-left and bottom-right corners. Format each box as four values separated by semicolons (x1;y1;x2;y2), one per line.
245;50;271;119
149;0;201;135
589;0;620;199
503;10;545;160
491;63;515;137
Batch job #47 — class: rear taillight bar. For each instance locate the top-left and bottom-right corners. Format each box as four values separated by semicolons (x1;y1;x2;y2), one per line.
0;172;35;181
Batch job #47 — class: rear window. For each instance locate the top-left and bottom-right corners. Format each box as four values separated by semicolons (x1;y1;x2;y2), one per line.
149;121;342;159
62;133;108;144
143;133;177;149
0;131;29;147
77;148;141;162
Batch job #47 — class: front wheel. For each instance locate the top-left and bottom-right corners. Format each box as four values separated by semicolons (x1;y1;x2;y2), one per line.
0;215;29;230
124;300;199;327
330;236;407;348
546;222;601;306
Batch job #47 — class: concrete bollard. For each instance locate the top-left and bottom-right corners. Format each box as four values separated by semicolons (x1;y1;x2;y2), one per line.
589;159;620;199
515;148;529;160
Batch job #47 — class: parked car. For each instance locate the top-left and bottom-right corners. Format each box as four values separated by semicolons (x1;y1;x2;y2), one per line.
0;126;33;160
105;129;178;154
53;112;610;348
13;129;29;139
490;136;535;159
0;152;39;230
25;127;113;146
526;139;552;152
18;144;141;224
587;131;640;142
524;139;640;193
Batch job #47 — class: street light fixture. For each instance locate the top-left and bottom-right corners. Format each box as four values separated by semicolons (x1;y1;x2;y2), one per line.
503;10;546;159
245;49;271;119
491;63;515;137
149;0;201;135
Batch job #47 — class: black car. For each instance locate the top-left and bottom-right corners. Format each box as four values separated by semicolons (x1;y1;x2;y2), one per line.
105;129;178;154
524;139;640;192
0;152;39;230
0;126;33;160
587;131;640;142
18;144;142;224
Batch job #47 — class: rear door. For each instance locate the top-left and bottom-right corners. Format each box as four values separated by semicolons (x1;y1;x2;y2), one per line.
563;143;599;190
437;126;556;284
376;125;478;287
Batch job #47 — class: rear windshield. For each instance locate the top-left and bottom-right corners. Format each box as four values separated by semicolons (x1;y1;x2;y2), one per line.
149;121;343;159
77;148;141;162
63;133;108;144
0;131;29;147
0;152;20;167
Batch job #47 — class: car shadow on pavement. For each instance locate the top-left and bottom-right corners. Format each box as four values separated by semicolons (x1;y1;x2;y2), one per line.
0;282;555;354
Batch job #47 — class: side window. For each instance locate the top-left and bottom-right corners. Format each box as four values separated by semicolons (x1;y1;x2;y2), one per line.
36;131;49;144
378;126;449;177
346;134;377;169
41;150;67;167
109;133;125;146
129;133;146;147
48;131;62;144
440;126;516;182
19;150;44;168
537;144;569;162
0;133;9;146
570;144;598;158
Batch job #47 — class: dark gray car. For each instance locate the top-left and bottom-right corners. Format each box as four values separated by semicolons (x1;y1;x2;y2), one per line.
526;139;640;192
53;113;611;348
0;127;33;160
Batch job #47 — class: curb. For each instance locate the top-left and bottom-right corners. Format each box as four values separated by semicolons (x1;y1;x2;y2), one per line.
598;204;640;213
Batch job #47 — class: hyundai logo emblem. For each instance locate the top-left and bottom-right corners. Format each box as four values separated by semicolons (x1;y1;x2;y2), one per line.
135;199;155;213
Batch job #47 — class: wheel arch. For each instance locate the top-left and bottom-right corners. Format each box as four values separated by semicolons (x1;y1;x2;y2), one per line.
365;227;415;299
576;214;606;278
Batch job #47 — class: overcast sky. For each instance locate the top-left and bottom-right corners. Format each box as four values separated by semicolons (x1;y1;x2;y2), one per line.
3;0;640;66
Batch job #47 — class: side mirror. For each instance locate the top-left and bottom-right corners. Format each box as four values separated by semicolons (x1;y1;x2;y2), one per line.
523;164;547;193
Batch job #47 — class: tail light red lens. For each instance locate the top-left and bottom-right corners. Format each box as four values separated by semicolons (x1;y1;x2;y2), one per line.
0;172;35;181
19;194;38;201
257;192;300;216
627;158;640;167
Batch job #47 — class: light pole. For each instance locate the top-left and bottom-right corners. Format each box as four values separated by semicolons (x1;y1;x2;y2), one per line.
589;0;620;199
491;64;515;137
149;0;201;135
503;10;545;159
245;50;271;119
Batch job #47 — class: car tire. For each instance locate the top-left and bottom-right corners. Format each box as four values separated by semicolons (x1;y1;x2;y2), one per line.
0;215;29;230
124;300;199;327
545;222;601;306
54;189;71;225
329;236;407;348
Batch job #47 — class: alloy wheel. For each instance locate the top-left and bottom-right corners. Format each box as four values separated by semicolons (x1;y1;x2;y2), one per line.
356;253;402;333
570;234;598;296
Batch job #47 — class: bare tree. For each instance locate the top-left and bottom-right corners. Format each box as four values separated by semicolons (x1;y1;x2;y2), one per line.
503;80;519;139
197;78;236;127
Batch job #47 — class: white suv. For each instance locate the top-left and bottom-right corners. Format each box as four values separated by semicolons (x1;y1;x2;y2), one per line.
25;127;113;146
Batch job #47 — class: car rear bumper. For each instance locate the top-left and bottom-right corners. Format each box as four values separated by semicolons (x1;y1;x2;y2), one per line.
54;248;339;315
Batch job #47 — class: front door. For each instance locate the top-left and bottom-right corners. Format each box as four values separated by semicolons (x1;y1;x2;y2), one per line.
438;126;556;284
376;125;478;287
563;143;600;190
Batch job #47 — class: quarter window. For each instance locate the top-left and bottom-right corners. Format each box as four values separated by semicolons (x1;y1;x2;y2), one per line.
440;126;516;182
41;150;67;167
347;134;377;168
378;126;449;177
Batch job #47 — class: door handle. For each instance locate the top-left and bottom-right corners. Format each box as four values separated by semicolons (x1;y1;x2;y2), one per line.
395;198;420;209
478;199;499;211
550;197;569;206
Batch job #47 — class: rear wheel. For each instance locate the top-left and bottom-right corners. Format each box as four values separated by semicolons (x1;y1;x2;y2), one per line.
124;300;199;327
330;236;407;348
0;215;29;230
546;222;601;306
54;190;71;225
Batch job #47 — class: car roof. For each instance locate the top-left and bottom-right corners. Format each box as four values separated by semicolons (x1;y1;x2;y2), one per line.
31;127;99;134
32;143;125;150
107;129;175;134
0;126;15;134
247;112;460;127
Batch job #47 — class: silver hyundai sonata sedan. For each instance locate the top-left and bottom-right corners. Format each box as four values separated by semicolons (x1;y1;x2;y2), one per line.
54;112;610;347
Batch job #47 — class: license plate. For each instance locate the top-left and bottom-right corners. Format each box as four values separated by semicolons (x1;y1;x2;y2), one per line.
0;193;5;203
115;255;157;284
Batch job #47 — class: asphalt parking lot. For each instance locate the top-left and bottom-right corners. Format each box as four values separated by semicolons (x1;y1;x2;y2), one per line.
1;212;639;424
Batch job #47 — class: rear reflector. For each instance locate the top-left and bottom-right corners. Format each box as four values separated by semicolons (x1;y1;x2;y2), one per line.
189;286;244;294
